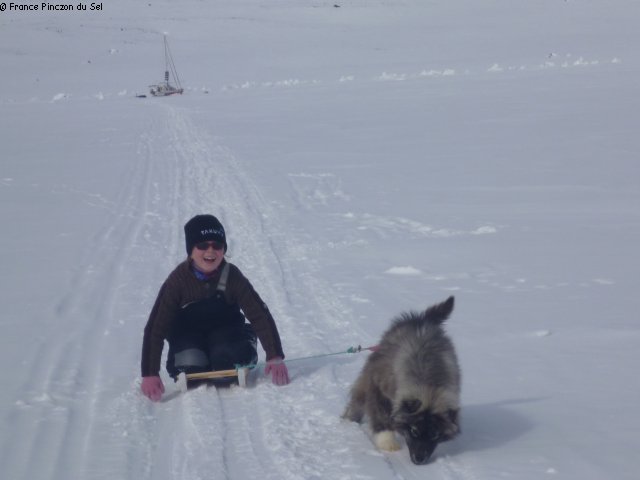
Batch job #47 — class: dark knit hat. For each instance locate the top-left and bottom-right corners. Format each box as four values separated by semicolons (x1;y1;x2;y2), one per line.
184;214;227;255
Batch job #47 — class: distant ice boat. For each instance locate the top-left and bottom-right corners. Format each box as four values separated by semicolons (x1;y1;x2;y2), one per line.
149;35;184;96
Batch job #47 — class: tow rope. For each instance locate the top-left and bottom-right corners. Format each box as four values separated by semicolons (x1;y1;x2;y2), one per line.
236;344;378;370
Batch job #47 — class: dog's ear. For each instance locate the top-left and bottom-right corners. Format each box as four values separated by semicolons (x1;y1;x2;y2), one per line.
423;296;454;325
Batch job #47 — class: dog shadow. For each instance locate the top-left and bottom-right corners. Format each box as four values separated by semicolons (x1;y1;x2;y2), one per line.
437;398;542;457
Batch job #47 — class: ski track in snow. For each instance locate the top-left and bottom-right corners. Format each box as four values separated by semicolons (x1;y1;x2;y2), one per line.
1;113;160;479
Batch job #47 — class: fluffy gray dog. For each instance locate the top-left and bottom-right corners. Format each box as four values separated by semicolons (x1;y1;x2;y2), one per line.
342;296;461;464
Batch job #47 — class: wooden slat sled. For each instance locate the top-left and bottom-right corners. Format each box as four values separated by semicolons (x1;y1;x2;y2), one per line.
176;367;249;392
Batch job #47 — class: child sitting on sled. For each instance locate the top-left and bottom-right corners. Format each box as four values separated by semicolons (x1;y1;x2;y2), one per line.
140;214;289;401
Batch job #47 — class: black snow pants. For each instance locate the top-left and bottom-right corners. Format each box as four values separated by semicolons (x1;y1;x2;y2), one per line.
166;291;258;379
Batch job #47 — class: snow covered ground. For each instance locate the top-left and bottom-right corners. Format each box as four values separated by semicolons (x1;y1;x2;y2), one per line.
1;1;639;478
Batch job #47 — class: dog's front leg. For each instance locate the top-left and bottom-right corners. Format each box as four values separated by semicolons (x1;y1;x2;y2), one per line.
367;387;401;451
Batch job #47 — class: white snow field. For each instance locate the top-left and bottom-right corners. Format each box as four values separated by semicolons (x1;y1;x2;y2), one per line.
1;1;639;479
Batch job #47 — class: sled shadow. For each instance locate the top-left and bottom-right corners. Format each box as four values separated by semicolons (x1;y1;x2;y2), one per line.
437;397;542;457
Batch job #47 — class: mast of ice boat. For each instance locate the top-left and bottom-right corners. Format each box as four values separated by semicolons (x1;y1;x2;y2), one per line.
163;34;183;92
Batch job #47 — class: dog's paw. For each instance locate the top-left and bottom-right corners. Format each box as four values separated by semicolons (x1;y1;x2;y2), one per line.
374;430;401;452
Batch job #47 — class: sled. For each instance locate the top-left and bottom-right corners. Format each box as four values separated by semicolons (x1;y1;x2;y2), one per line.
176;367;249;392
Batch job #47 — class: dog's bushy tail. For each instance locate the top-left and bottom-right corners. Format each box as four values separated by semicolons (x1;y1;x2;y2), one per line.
424;296;455;325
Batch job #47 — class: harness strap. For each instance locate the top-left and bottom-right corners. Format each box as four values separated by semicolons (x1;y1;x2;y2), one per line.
217;263;230;293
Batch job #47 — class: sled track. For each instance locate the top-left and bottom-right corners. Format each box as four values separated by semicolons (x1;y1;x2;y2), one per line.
0;110;158;479
99;104;296;480
157;105;299;479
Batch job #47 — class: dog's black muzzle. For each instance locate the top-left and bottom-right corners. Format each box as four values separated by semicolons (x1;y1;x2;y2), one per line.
407;439;438;465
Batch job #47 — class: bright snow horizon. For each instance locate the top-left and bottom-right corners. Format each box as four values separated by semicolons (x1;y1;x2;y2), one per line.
1;1;638;479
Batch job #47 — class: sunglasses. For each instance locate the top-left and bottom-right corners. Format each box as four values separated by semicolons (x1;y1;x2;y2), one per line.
194;240;225;251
